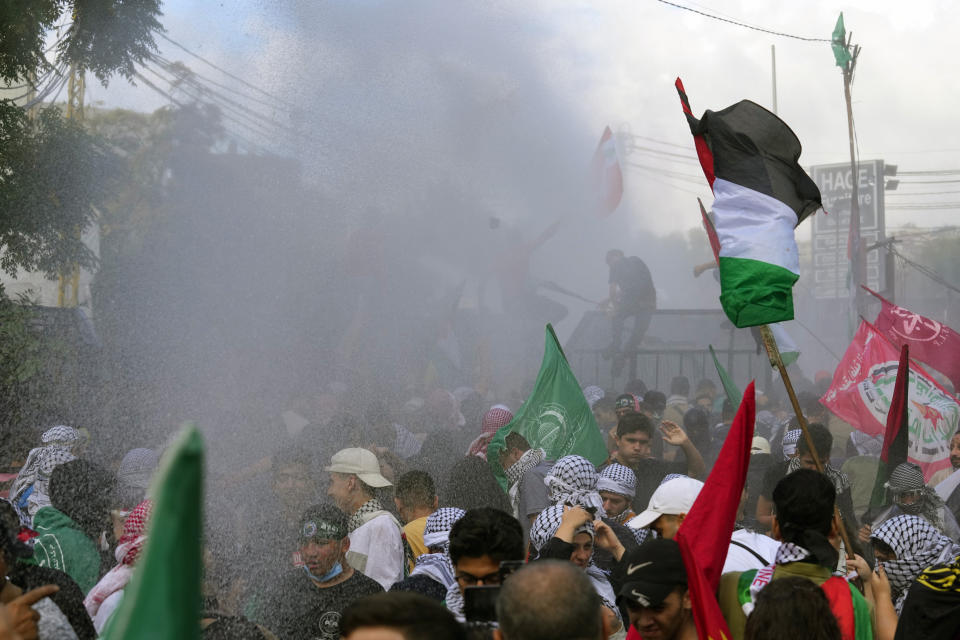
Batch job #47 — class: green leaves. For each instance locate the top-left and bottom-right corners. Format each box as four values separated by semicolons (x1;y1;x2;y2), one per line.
0;103;115;278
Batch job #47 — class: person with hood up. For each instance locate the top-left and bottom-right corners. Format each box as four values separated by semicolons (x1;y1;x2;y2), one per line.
389;507;465;600
529;504;622;635
545;455;605;518
114;449;159;510
26;460;115;594
10;426;83;524
466;406;513;459
860;462;960;543
870;513;960;614
83;499;151;633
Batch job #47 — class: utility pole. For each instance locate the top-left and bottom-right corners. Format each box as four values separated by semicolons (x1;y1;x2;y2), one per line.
58;62;85;307
831;13;863;330
770;45;777;115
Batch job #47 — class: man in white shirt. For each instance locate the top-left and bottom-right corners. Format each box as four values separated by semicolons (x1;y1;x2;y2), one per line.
326;448;404;589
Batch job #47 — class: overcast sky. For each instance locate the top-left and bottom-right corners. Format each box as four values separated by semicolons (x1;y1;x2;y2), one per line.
83;0;960;238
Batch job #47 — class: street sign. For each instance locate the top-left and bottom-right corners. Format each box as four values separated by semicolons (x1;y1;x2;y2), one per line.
809;160;886;299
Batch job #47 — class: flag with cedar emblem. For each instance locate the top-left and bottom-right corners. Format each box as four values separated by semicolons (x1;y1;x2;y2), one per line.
591;126;623;216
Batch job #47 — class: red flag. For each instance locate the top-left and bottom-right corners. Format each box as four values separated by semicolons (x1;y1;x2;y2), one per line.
699;198;721;264
863;286;960;391
675;381;756;639
821;321;959;480
591;126;623;216
869;344;910;511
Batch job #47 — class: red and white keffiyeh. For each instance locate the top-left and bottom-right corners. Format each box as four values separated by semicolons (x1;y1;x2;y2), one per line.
466;405;513;459
84;499;153;617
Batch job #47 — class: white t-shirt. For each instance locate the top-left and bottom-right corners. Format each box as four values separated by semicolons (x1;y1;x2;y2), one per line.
346;513;404;590
723;529;781;574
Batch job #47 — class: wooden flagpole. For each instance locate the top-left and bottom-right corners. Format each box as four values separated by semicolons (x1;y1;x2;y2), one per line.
758;325;855;554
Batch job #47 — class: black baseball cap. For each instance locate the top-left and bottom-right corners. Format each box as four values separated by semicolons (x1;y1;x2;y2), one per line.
615;394;638;411
299;504;348;542
617;538;687;609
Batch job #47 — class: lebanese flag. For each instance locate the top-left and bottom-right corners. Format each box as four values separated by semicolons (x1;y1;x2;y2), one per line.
821;321;960;481
864;286;960;392
591;126;623;216
676;78;822;328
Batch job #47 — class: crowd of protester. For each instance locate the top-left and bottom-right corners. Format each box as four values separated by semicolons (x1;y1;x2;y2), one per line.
0;372;958;639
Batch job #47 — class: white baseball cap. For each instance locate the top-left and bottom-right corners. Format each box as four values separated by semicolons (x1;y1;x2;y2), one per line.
627;476;704;530
325;448;392;488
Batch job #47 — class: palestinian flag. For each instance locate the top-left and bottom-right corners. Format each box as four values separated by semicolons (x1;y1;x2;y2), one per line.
677;78;822;328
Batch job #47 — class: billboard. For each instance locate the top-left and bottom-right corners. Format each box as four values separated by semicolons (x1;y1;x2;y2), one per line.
810;160;886;299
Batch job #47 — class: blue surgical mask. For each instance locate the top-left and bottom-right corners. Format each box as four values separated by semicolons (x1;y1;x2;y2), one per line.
303;561;343;583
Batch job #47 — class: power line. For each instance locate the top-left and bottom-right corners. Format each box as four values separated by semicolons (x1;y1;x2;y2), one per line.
133;69;270;155
149;52;291;114
897;179;960;184
887;190;960;197
156;31;297;110
653;0;833;42
898;169;960;176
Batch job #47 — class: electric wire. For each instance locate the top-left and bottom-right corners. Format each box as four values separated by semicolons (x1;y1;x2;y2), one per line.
653;0;833;42
156;31;297;109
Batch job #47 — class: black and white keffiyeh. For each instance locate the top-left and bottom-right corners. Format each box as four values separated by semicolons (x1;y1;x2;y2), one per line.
411;553;457;591
774;542;815;565
11;426;81;523
505;447;545;487
348;499;386;532
872;514;960;613
506;447;546;517
596;463;636;499
787;457;851;494
781;429;802;460
529;504;594;554
660;473;688;486
527;504;620;621
545;455;605;517
423;507;466;551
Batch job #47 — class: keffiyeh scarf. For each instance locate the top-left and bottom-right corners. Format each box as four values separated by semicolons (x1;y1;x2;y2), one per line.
872;514;960;613
506;448;545;517
596;463;636;499
787;457;851;494
467;406;513;459
11;426;81;523
781;429;801;459
528;505;620;620
348;499;387;533
545;455;605;517
423;507;466;551
84;499;153;617
411;553;457;591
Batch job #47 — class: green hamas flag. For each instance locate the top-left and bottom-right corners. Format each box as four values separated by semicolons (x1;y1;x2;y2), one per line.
100;425;204;640
487;325;607;491
832;13;852;68
709;345;742;408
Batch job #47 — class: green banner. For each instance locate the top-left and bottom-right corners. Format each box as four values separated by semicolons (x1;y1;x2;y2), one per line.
487;325;608;490
832;13;852;68
709;345;742;409
101;424;204;640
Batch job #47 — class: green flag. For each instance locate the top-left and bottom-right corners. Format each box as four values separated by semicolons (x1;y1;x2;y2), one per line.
100;425;204;640
487;324;607;490
709;345;742;408
832;13;852;68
